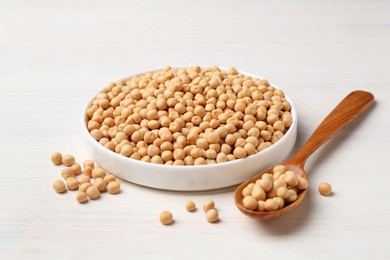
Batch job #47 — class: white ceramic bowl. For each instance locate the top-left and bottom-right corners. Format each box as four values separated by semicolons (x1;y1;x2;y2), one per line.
82;68;297;191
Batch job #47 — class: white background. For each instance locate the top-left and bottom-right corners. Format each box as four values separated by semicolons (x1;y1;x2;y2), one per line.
1;0;389;259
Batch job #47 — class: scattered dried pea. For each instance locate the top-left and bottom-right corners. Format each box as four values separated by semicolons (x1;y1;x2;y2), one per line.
71;163;82;175
104;175;116;184
94;178;107;192
51;156;122;203
205;209;219;223
51;152;62;165
66;177;79;190
92;167;106;179
107;181;120;194
61;167;74;180
62;154;75;166
318;182;332;196
160;211;173;225
78;174;90;184
83;166;93;177
203;200;215;213
52;180;66;193
86;185;100;199
76;191;88;203
185;200;196;212
79;182;92;192
83;160;95;168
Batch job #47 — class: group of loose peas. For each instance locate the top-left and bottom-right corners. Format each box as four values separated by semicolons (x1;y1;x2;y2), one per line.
241;165;332;212
51;152;121;203
86;66;292;165
159;199;219;225
50;151;219;223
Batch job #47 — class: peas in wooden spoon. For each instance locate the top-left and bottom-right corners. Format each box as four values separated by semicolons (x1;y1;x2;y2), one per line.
235;90;374;220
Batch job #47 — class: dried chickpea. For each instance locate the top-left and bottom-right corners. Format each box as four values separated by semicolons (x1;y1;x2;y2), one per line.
91;129;104;141
206;132;220;144
79;183;92;192
94;178;107;192
216;153;227;163
258;179;272;192
274;197;285;209
203;200;215;213
244;143;257;156
243;196;258;210
92;167;106;179
267;187;278;198
62;154;75;166
66;177;79;190
160;211;173;225
252;187;266;201
264;198;279;211
257;200;266;212
227;154;236;161
296;177;308;190
52;180;66;193
261;173;273;182
151;155;163;164
61;167;74;180
86;185;100;199
209;143;220;153
242;186;252;197
77;174;91;184
185;200;196;212
318;182;332;196
51;152;62;165
190;148;203;159
120;144;133;157
194;157;206;165
277;186;288;199
71;164;82;175
173;149;185;160
233;147;247;159
205;209;219;223
184;156;194;165
104;175;116;184
285;170;299;186
286;189;298;203
107;181;121;194
76;191;88;203
83;166;93;177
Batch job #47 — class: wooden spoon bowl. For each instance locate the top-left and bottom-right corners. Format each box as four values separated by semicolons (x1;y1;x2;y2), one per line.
235;90;374;220
235;163;307;220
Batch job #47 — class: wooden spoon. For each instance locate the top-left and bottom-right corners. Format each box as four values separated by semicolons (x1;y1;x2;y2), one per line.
235;90;374;220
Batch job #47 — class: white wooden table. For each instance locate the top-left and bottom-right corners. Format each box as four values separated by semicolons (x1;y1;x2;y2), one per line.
1;0;389;259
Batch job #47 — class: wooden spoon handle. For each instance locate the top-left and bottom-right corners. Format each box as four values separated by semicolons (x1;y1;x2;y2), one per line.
288;90;374;167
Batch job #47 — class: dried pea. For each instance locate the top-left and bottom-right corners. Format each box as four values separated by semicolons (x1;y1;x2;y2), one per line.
51;152;62;165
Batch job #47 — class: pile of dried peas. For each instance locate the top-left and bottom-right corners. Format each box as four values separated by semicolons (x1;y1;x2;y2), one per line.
241;165;308;212
86;66;292;165
51;152;121;203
